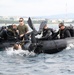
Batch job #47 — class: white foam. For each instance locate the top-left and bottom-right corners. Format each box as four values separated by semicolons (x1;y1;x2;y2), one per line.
5;47;36;57
66;43;74;50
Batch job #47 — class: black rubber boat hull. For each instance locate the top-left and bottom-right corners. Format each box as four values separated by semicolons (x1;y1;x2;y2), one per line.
22;39;67;54
23;37;74;54
33;39;67;54
1;37;74;54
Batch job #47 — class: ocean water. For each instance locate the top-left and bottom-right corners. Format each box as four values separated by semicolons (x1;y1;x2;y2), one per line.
0;47;74;75
0;23;74;75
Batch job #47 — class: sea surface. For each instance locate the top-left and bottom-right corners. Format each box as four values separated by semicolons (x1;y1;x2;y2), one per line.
0;23;74;75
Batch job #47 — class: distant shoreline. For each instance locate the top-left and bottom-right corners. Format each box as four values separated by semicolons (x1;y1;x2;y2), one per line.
0;20;74;25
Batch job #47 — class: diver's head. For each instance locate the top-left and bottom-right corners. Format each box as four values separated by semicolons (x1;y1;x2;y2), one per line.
59;23;65;30
12;24;17;30
13;44;19;50
43;24;48;29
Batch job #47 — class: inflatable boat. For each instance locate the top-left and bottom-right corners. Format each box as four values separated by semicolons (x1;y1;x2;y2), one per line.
0;37;74;54
0;17;73;54
0;37;67;53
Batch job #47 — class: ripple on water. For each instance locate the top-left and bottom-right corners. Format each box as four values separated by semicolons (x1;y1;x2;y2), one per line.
0;48;74;75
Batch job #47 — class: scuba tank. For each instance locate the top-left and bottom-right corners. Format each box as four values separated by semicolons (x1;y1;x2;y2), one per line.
66;25;74;37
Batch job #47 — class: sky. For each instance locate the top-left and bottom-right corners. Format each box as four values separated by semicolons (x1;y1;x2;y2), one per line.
0;0;74;17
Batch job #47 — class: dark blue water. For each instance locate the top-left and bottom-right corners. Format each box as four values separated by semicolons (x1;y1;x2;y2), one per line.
0;48;74;75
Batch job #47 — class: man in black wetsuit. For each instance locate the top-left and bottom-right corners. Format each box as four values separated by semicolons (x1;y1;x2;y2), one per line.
39;22;55;40
53;23;71;39
0;25;19;41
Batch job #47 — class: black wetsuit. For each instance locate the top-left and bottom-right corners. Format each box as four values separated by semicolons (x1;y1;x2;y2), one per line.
41;28;55;40
53;28;71;39
0;25;19;41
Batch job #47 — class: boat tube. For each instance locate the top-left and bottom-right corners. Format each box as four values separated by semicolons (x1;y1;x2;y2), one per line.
0;37;67;54
23;38;67;54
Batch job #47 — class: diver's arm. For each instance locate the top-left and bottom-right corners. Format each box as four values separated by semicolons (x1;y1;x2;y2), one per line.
52;30;59;39
49;28;55;34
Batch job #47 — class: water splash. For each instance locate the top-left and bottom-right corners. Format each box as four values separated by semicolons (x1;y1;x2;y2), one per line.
5;47;36;57
66;43;74;50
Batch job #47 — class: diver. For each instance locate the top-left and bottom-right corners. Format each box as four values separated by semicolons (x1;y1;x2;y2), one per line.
53;23;72;39
13;43;22;50
13;31;37;51
7;24;19;39
0;24;19;41
38;21;55;40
